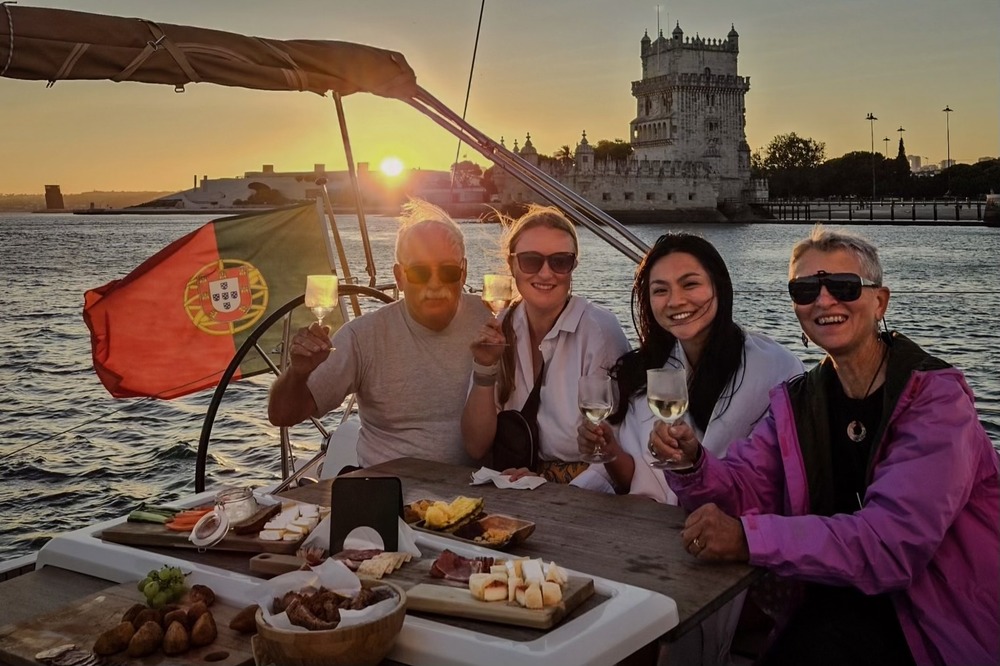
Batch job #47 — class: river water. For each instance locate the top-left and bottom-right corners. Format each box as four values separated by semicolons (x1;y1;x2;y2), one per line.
1;213;997;562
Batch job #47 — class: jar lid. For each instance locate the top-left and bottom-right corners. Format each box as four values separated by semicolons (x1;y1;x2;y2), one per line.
188;509;230;549
216;486;253;504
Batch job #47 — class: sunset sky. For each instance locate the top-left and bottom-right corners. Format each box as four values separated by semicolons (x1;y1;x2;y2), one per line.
1;0;997;194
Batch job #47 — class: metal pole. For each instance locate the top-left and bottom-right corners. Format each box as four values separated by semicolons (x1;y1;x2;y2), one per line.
943;106;953;193
866;113;877;202
332;93;378;287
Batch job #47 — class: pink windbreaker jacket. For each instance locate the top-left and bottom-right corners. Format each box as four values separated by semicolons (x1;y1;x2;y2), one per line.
669;335;1000;666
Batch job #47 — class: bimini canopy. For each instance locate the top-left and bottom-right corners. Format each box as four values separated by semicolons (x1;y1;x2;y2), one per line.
0;4;417;98
0;4;649;263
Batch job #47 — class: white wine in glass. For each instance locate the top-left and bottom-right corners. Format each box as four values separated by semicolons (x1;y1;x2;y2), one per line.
646;367;691;470
578;374;616;463
482;274;513;317
304;275;339;326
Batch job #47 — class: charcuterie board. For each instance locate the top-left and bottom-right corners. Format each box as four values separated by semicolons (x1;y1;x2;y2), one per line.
100;521;304;554
406;575;594;630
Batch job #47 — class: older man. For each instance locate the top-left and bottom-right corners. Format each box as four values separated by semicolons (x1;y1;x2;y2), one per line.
268;199;491;467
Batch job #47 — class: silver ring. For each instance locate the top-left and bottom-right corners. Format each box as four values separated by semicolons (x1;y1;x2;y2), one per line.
648;440;657;456
693;537;702;549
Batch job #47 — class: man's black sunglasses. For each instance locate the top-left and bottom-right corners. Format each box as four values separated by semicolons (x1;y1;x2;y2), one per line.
509;251;577;275
403;261;465;285
788;271;879;305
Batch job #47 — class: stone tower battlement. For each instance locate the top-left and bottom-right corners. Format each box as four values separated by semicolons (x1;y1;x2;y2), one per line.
495;19;759;216
631;21;750;202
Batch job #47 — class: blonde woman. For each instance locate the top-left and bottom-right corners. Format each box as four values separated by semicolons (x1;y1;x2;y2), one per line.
461;205;629;483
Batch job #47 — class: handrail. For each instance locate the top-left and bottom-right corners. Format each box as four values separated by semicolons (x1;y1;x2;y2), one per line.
195;284;395;493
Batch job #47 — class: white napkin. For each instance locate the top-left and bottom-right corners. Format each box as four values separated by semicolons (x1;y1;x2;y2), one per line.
470;466;547;490
301;516;422;558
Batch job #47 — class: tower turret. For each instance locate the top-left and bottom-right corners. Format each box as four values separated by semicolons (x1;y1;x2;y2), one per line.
672;21;683;42
727;24;739;52
519;133;538;167
574;130;594;173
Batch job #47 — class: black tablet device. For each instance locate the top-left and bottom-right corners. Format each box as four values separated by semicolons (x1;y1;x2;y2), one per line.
328;475;403;553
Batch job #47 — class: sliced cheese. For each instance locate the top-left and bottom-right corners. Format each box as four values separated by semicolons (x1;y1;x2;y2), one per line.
521;559;544;585
507;575;522;603
542;581;563;607
523;582;543;610
258;529;284;541
545;563;569;586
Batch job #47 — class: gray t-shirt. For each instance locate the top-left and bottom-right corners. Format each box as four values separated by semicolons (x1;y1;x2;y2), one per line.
308;292;490;467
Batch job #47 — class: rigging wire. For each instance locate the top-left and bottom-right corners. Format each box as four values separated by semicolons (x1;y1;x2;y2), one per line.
0;398;152;462
449;0;487;193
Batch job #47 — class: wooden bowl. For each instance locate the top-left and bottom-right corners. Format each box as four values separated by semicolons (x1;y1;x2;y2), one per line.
254;580;406;666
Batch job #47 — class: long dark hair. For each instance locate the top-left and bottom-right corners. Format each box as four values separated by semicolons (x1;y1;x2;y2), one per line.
608;233;746;432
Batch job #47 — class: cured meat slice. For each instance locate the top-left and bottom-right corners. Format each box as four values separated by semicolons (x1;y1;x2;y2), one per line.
331;548;384;570
429;549;494;583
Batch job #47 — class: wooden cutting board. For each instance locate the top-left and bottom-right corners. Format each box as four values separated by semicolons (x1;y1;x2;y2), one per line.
100;521;303;554
249;553;307;576
0;581;254;666
406;576;594;630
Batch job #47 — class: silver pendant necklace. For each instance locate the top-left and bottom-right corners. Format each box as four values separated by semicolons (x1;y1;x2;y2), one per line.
846;344;888;443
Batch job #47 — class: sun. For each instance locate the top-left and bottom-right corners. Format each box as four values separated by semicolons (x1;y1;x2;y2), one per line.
380;156;405;177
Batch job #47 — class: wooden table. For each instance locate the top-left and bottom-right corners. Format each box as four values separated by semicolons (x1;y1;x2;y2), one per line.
278;456;761;643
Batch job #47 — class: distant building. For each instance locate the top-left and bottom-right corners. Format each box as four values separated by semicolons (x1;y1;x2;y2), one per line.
495;21;761;219
139;163;484;212
907;155;922;171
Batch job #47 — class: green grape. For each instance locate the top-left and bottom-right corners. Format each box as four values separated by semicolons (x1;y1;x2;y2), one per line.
137;576;151;593
143;580;160;599
151;591;170;609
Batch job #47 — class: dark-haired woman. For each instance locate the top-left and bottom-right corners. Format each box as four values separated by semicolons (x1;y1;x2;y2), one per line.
462;205;629;483
575;233;803;503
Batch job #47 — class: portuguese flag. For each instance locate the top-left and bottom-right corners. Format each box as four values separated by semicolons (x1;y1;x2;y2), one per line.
83;204;340;399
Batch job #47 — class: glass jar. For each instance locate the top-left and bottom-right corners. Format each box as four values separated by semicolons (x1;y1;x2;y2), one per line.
215;487;258;523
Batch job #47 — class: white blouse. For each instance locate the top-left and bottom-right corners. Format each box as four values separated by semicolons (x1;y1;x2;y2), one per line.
573;330;804;502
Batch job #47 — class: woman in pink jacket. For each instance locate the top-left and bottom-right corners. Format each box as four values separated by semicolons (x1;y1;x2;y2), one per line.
653;225;999;665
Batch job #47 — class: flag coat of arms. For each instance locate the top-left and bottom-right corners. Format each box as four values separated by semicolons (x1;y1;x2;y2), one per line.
83;204;339;399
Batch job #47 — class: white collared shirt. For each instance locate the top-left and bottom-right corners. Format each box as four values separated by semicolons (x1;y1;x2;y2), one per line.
501;295;630;463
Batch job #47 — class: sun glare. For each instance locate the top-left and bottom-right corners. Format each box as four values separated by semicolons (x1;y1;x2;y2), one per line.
380;156;404;177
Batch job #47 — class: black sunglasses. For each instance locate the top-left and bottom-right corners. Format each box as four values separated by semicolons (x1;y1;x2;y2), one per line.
403;261;465;285
509;251;577;275
788;271;879;305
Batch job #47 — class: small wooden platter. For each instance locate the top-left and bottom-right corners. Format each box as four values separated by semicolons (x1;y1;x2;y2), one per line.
405;575;594;630
100;521;304;554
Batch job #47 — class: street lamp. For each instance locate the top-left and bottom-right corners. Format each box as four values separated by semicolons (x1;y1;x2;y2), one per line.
866;112;877;201
943;106;953;195
883;136;890;157
942;106;953;168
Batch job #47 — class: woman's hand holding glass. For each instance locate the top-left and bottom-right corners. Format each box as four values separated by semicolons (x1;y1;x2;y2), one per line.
577;375;616;463
470;318;506;367
646;367;693;469
648;419;701;470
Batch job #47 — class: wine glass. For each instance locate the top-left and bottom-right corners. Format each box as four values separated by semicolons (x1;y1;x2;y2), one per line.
646;367;691;470
304;275;339;326
578;374;616;463
482;274;513;317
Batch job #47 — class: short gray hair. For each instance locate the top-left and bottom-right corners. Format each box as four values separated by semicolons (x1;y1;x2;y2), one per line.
395;198;466;263
789;224;883;285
